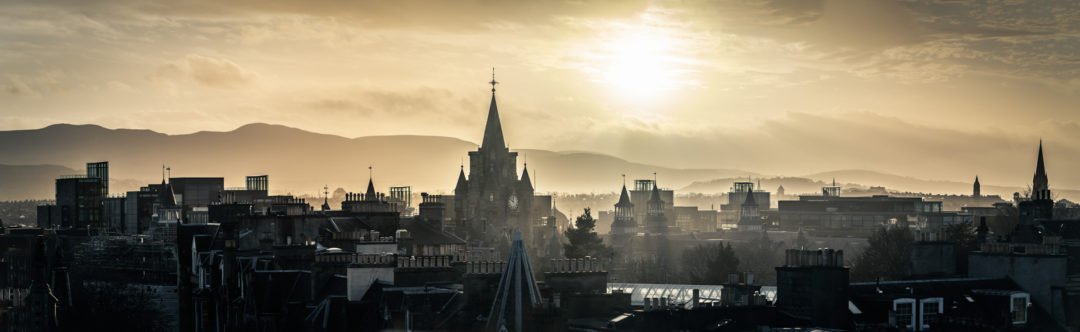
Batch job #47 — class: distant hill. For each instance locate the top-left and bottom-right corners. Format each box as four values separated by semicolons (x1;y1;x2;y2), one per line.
0;123;751;199
0;164;81;200
680;170;1080;202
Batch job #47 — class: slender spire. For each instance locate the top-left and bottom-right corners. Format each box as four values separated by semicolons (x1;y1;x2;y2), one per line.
481;70;506;150
520;163;533;192
455;165;469;194
1034;140;1048;191
616;182;632;207
365;166;377;201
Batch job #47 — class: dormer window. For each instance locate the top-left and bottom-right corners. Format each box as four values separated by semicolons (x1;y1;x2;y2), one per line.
919;297;943;329
1011;293;1030;325
892;298;915;329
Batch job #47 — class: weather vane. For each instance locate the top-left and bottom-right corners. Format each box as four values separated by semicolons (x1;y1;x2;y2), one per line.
489;67;498;93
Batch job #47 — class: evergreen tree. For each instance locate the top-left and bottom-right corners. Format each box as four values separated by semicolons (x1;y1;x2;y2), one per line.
563;208;611;259
850;226;914;282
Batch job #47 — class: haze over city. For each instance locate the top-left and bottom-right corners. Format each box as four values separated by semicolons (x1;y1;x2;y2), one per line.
3;0;1080;191
2;1;1080;332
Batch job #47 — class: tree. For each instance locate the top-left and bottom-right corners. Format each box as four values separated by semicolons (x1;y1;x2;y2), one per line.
681;242;740;284
563;208;611;259
733;233;785;285
944;220;977;249
625;255;675;284
850;226;914;282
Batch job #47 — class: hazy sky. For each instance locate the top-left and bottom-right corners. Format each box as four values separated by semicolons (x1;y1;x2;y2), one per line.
2;0;1079;188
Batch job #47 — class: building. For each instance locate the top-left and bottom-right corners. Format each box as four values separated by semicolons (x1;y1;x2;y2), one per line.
775;248;849;329
452;76;537;247
645;181;668;234
41;162;111;229
629;179;673;227
719;181;770;229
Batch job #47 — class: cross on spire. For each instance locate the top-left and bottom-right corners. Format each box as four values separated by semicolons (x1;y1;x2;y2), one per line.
489;67;498;93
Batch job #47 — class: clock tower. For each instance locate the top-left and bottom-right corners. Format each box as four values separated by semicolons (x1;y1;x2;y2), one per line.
453;70;535;247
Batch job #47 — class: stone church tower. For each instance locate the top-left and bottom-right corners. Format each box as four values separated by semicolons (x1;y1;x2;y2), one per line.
454;72;534;246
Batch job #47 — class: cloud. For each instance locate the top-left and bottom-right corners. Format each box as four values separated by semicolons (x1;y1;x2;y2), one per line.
155;54;257;89
2;69;66;98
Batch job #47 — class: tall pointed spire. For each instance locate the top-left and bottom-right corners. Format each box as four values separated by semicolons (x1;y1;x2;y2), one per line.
1034;140;1048;191
365;166;377;201
519;163;533;192
481;68;506;150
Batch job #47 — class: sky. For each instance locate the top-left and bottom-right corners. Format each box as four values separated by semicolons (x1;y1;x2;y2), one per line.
2;0;1079;189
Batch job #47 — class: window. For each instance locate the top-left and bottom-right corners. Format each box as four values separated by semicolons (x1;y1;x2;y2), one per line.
920;297;943;329
1011;293;1029;325
893;298;916;329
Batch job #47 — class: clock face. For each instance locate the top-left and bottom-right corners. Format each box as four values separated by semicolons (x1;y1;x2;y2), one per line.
508;194;519;210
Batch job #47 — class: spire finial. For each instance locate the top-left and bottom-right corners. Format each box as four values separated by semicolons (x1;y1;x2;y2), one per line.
489;67;498;93
622;174;626;187
368;165;372;179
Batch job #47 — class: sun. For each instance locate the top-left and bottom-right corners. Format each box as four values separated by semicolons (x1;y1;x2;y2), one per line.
601;29;681;99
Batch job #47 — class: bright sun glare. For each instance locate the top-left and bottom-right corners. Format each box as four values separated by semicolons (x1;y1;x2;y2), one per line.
602;29;681;99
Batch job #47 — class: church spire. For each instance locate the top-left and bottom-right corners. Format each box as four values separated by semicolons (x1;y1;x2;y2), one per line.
481;68;506;150
1034;140;1048;191
365;166;377;201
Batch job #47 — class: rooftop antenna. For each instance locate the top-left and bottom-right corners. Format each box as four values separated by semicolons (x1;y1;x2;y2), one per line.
489;67;498;94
